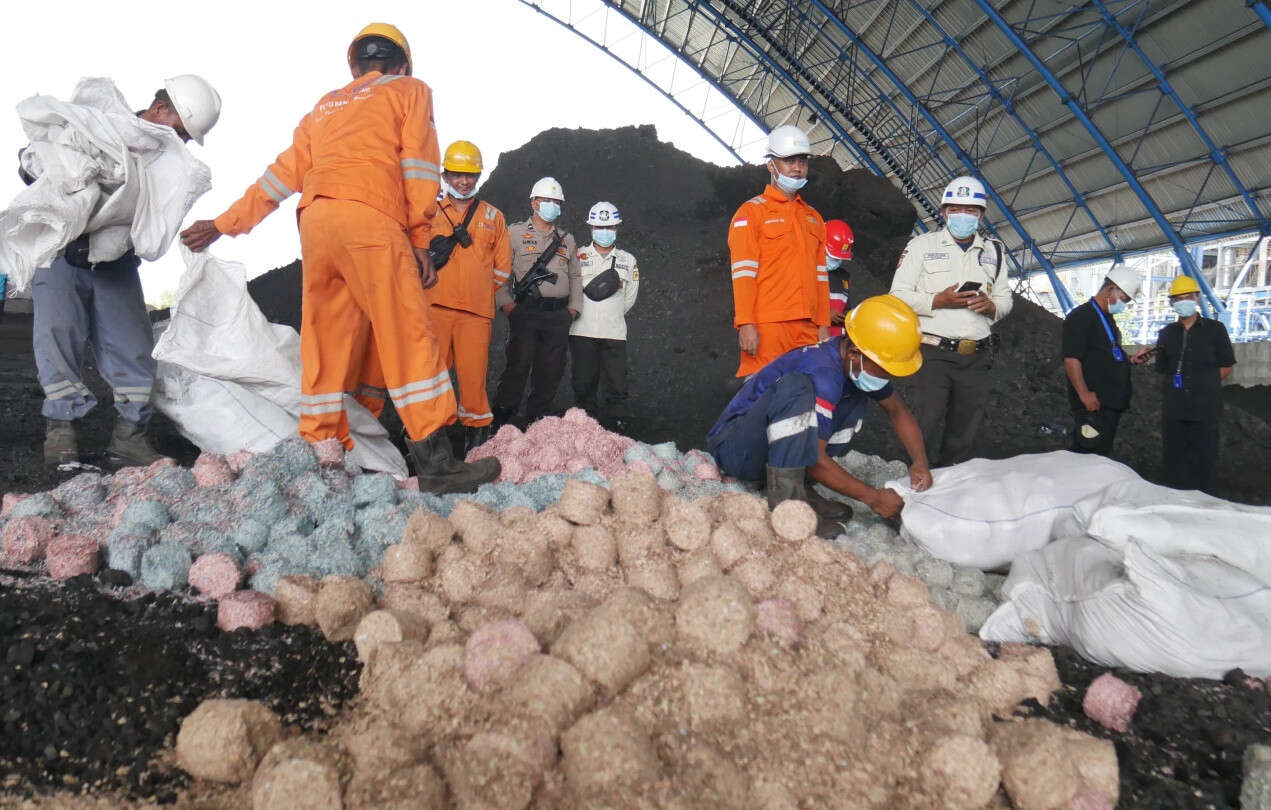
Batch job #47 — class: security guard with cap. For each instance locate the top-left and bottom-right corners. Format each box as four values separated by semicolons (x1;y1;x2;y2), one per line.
890;175;1012;467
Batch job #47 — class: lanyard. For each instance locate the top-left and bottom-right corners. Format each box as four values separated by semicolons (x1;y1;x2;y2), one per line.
1089;298;1124;362
1173;326;1189;389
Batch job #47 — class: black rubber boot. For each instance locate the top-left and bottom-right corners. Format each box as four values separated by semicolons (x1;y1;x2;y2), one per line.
491;406;517;431
805;478;854;521
766;465;847;539
105;420;163;468
410;429;501;494
464;425;494;455
765;465;807;510
44;419;79;467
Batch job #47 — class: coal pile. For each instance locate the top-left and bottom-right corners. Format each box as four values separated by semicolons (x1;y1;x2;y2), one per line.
0;571;358;801
244;125;1271;504
1019;646;1271;809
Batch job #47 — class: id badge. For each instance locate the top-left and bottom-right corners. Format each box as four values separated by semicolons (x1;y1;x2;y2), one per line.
1112;347;1125;362
1173;373;1183;389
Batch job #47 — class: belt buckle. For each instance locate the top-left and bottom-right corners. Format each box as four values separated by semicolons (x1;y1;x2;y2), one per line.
956;339;977;356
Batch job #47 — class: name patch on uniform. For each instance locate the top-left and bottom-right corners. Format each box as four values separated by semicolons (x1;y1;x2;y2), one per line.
979;252;997;266
923;252;949;261
764;218;784;225
732;219;748;228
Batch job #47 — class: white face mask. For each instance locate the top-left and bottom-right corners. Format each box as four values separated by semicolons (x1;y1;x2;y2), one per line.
592;228;616;248
768;159;808;194
848;354;889;392
445;179;477;200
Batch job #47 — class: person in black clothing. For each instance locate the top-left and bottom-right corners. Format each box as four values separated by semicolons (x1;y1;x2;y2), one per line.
1061;268;1142;456
1132;275;1235;492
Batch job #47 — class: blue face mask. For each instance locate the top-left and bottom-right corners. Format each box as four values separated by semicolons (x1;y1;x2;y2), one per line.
826;255;842;271
946;212;980;240
772;169;807;195
447;183;477;200
1108;299;1127;315
849;354;889;392
536;201;561;223
592;228;616;248
1172;299;1198;318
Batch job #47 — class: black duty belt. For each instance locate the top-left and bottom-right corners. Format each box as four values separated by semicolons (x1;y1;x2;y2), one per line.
921;333;1000;355
531;297;569;312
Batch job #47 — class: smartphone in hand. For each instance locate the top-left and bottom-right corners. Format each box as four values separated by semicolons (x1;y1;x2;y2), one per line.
957;281;983;293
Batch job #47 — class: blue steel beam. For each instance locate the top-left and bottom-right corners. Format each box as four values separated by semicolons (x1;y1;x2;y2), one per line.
695;0;942;227
1089;0;1268;232
972;0;1226;317
1252;1;1271;29
903;0;1104;305
797;0;1077;309
516;1;746;165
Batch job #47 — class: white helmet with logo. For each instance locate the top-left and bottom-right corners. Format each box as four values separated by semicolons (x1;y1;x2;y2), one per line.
586;201;622;226
163;74;222;146
765;125;812;158
941;176;988;210
529;176;565;201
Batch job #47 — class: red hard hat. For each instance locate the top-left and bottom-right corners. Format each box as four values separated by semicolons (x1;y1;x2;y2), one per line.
825;219;854;260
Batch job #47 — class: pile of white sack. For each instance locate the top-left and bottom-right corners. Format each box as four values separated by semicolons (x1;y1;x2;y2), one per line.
889;451;1271;679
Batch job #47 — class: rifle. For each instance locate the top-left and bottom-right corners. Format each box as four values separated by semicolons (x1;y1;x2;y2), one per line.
510;229;565;304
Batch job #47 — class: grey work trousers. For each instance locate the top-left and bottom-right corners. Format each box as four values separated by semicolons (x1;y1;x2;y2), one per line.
907;344;992;467
31;253;155;424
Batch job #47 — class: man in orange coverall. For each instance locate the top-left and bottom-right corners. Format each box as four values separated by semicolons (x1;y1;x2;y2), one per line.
728;124;830;378
424;139;511;454
180;23;499;494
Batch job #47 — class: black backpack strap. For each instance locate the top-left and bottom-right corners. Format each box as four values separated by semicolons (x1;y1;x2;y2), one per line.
459;198;480;229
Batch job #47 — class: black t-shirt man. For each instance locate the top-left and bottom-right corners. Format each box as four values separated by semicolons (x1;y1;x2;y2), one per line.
1154;317;1236;421
1062;299;1131;412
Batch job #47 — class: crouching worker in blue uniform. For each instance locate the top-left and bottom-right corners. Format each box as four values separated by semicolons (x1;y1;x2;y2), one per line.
707;295;933;538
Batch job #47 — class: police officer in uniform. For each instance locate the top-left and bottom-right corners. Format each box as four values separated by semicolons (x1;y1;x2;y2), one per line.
492;177;582;427
889;176;1012;467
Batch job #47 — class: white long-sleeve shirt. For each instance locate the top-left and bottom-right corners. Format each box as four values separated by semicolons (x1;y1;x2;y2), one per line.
889;229;1013;341
569;244;639;341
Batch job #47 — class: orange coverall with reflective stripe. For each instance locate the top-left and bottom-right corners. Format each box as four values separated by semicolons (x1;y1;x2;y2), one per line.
212;72;454;446
422;197;511;426
727;184;829;376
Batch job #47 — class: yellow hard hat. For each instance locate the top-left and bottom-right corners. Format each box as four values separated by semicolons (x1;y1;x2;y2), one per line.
1168;274;1200;297
348;23;412;76
443;140;483;173
844;294;924;377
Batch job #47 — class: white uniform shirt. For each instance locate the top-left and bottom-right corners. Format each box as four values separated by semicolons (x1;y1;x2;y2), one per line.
569;244;639;341
889;229;1013;341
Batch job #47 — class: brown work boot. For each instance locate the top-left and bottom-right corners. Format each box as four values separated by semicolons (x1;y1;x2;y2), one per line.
804;479;854;521
105;420;164;468
410;429;501;495
44;419;79;467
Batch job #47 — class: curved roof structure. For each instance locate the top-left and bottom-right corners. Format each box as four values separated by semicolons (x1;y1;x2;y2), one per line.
519;0;1271;311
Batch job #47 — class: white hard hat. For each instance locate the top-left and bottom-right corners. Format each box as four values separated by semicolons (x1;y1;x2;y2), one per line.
940;176;988;209
1106;266;1143;299
164;74;221;146
530;176;565;201
765;125;811;158
586;201;621;226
